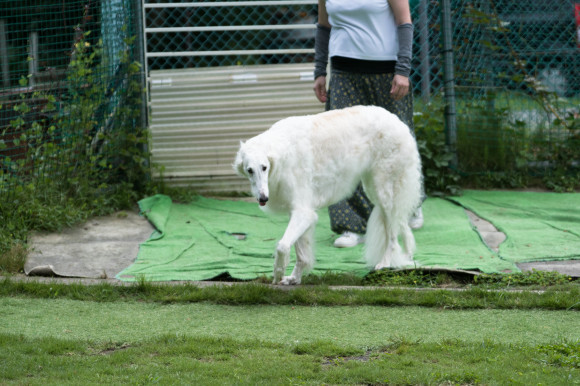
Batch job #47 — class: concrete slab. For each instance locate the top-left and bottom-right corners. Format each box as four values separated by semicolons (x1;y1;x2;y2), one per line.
26;210;153;279
517;260;580;277
465;209;506;252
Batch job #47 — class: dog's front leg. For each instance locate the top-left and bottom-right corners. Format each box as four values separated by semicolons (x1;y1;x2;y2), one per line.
273;209;318;285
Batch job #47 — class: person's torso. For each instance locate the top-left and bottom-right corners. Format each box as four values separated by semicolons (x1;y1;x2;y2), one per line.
326;0;398;60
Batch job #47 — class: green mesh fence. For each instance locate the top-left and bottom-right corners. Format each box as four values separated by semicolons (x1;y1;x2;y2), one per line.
446;0;580;175
142;0;579;178
0;0;145;202
1;0;579;200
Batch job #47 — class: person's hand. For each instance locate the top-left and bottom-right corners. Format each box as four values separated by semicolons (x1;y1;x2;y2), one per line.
390;74;410;101
313;76;327;103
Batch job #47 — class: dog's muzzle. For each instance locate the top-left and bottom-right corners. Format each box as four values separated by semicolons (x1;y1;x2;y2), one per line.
258;194;268;206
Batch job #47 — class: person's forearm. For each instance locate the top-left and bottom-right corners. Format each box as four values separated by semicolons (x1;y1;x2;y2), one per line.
394;23;413;77
314;23;330;79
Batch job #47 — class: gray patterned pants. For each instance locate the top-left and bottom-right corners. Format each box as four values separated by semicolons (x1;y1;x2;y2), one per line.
326;69;415;234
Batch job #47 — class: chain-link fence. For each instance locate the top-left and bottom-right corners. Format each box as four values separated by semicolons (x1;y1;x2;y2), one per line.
144;1;318;70
143;0;579;180
0;0;146;202
2;0;579;200
444;0;579;176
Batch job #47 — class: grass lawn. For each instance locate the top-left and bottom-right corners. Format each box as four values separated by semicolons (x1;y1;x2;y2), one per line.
1;331;577;385
1;278;578;384
2;298;578;346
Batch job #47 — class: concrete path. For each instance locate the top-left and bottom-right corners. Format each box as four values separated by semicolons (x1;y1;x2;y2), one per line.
25;210;153;279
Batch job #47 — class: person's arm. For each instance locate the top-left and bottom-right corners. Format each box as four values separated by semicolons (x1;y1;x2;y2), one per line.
313;0;330;103
388;0;413;101
317;0;330;28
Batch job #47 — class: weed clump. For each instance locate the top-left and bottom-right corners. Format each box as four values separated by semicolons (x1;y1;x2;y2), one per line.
0;242;27;273
473;269;575;287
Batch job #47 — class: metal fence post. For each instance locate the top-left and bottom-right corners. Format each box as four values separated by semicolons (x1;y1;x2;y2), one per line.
134;0;148;131
0;20;9;88
440;0;457;167
28;31;39;88
418;0;430;103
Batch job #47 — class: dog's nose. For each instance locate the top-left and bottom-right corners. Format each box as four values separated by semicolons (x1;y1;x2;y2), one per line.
258;194;268;206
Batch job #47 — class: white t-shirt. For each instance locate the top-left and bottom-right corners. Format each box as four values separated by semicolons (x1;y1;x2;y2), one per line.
326;0;398;61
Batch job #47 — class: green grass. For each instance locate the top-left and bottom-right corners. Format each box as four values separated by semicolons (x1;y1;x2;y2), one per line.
1;278;578;384
2;297;578;345
0;243;27;273
1;325;578;384
2;277;579;310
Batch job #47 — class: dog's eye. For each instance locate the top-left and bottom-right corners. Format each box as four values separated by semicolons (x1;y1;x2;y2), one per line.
262;166;267;172
247;168;253;175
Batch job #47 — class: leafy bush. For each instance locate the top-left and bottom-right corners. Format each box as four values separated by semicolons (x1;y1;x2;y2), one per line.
413;103;462;197
473;270;574;287
0;32;151;271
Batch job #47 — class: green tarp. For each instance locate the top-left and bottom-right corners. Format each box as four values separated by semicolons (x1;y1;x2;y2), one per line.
449;190;580;263
117;191;580;282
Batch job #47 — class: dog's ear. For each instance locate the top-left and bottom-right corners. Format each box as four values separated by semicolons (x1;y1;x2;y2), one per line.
267;155;275;176
233;143;245;176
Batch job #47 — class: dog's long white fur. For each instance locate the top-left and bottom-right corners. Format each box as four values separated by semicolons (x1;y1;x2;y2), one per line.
234;106;422;285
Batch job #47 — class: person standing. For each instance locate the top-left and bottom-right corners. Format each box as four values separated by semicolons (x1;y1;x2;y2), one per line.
313;0;424;248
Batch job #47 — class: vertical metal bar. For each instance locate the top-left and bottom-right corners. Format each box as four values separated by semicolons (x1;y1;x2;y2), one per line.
440;0;457;166
418;0;430;103
135;0;150;176
140;0;149;83
28;31;39;88
134;0;149;130
0;20;10;88
481;0;495;111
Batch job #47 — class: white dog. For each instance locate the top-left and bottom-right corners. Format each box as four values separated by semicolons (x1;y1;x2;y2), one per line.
234;105;422;285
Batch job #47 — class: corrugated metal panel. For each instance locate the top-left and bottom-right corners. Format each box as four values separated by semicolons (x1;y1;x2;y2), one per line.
148;63;324;192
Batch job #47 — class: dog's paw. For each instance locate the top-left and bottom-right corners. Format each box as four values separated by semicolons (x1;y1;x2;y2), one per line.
279;276;301;285
390;254;415;269
374;261;390;271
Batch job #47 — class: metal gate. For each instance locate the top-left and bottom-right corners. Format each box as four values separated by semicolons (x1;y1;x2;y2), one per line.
142;1;323;192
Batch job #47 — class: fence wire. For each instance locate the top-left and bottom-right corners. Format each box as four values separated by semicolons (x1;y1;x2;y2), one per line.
142;0;579;178
0;0;144;202
446;0;579;174
1;0;579;200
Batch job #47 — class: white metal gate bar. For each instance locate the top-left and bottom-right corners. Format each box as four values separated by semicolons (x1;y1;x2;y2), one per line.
149;49;314;58
143;0;317;61
146;25;315;33
144;1;317;8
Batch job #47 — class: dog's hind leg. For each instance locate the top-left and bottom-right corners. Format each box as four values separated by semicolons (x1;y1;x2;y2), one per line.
400;223;416;260
364;177;416;270
365;206;404;270
273;209;318;285
374;219;411;270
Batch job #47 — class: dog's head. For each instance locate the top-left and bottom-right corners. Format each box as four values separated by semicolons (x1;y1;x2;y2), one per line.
233;141;272;206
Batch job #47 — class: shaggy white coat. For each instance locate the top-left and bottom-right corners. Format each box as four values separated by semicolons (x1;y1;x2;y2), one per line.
234;105;422;285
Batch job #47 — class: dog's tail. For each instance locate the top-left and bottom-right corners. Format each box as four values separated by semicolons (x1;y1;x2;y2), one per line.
364;207;416;270
364;208;389;269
